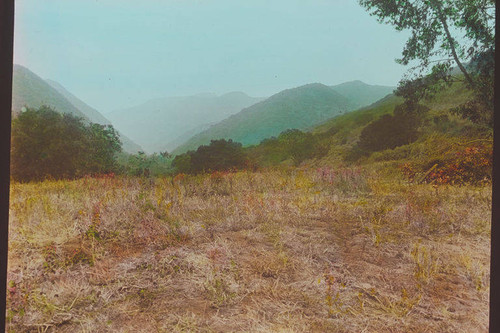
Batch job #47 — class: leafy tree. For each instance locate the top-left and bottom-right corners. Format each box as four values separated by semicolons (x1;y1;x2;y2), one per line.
11;105;122;181
172;153;193;174
359;0;495;126
172;139;247;174
190;139;247;173
84;123;122;173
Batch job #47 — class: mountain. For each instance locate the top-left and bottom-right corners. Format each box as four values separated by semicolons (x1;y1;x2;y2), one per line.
12;65;87;119
45;80;112;125
173;83;356;155
45;79;142;153
329;80;395;109
106;91;264;153
12;64;143;153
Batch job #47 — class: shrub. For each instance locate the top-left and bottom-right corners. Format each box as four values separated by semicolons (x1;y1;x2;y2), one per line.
400;142;492;185
357;102;427;152
426;144;492;185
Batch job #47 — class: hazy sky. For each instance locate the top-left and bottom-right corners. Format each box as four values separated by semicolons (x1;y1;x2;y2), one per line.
14;0;410;112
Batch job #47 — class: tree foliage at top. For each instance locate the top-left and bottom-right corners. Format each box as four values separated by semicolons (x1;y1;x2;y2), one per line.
359;0;495;126
11;105;122;181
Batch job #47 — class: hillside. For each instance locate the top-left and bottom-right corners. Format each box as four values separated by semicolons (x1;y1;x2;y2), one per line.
330;80;395;109
11;65;142;153
106;92;264;153
12;65;87;119
45;79;143;154
173;83;356;155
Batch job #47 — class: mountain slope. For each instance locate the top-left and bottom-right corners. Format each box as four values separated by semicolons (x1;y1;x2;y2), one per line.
12;65;87;119
173;83;356;155
330;80;395;109
12;65;143;153
45;79;142;153
45;80;112;125
106;92;264;153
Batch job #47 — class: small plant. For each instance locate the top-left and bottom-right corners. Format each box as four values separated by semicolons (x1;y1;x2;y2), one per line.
86;202;102;240
42;242;59;273
324;273;346;316
204;275;235;308
363;287;422;317
410;241;439;287
6;280;29;324
458;253;488;292
65;247;94;266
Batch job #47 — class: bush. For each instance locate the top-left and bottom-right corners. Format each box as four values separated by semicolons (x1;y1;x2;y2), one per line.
358;102;427;152
400;142;492;185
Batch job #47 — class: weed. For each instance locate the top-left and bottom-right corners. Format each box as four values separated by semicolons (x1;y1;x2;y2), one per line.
204;275;236;308
411;241;439;287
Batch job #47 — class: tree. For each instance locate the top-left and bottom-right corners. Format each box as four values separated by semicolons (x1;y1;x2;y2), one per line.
172;139;248;174
172;153;193;174
359;0;495;126
190;139;247;173
85;123;122;173
277;129;327;165
11;106;122;181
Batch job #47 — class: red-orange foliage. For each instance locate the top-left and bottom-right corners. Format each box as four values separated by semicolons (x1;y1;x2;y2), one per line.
400;143;492;185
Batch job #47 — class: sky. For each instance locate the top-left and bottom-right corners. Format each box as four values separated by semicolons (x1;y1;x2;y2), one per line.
14;0;410;112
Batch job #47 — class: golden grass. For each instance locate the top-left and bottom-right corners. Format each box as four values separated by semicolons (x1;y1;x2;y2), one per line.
7;169;491;332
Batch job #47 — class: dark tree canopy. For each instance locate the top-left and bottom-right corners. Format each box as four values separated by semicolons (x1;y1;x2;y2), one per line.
359;0;495;126
11;106;122;181
172;139;248;174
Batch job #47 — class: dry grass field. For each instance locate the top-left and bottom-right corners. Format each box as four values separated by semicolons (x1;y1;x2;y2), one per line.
7;167;491;332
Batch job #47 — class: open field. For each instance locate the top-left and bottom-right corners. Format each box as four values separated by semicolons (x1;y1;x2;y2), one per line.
7;168;491;332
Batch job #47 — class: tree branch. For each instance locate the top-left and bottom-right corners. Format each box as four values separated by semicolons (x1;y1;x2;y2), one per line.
430;0;475;88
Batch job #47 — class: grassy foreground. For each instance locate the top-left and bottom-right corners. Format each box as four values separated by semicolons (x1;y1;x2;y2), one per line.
7;168;490;332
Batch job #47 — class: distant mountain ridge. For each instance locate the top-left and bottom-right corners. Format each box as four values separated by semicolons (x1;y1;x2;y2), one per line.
172;83;357;154
172;81;397;154
329;80;395;109
106;91;264;153
12;64;143;153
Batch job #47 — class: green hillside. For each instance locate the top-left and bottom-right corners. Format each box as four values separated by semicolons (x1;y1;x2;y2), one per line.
12;65;87;119
241;80;489;174
330;80;395;109
310;82;484;168
173;83;356;155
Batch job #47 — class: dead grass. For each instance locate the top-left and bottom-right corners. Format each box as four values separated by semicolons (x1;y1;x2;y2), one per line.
6;169;491;332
